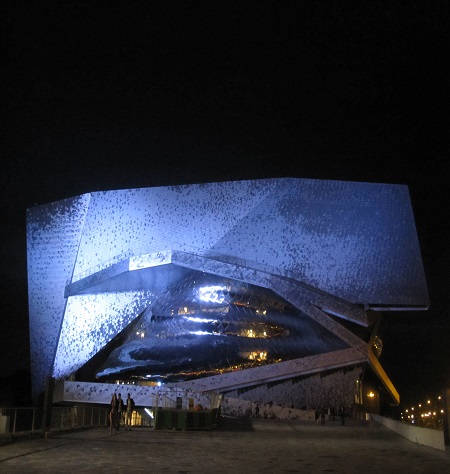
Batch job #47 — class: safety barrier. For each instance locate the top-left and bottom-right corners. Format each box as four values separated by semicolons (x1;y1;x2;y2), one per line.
372;414;445;451
0;405;109;436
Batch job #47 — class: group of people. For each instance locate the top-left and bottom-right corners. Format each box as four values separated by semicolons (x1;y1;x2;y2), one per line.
314;406;326;425
315;405;346;425
109;392;135;435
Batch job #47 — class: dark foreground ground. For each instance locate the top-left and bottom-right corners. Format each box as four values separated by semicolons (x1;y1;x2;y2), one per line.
0;417;449;473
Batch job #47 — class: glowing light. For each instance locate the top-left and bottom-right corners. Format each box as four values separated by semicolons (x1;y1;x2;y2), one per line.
183;316;217;323
368;392;375;398
246;350;267;361
196;285;227;304
144;408;154;419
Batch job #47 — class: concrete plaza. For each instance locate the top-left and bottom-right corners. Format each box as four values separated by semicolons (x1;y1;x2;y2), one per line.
0;418;449;473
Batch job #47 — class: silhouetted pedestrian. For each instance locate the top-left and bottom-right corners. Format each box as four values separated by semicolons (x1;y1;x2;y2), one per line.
109;393;118;435
339;405;346;425
117;393;124;430
125;393;135;430
320;407;325;425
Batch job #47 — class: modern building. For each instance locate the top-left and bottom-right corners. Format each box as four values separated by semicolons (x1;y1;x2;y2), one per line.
27;178;429;412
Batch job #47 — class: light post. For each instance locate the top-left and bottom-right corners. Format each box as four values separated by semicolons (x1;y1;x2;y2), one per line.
402;393;446;429
366;390;379;415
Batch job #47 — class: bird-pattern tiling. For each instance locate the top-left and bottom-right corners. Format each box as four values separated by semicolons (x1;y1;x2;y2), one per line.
27;178;429;398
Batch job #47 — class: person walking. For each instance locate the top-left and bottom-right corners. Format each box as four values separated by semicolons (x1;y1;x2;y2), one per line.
125;393;135;431
320;406;326;425
117;393;125;430
339;405;346;425
109;393;118;435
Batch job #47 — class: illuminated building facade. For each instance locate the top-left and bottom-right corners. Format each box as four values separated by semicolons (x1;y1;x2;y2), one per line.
27;178;429;409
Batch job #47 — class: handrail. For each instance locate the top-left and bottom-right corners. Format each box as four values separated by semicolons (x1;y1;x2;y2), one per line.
0;405;109;435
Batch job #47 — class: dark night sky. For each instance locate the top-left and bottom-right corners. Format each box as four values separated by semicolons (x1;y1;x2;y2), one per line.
1;1;449;405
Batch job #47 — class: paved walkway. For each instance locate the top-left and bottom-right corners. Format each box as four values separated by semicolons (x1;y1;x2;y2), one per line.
0;418;449;473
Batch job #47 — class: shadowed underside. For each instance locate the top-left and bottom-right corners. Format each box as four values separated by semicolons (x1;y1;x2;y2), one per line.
26;178;428;403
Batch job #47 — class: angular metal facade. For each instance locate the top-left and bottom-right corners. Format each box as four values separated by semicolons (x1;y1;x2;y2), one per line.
27;178;429;400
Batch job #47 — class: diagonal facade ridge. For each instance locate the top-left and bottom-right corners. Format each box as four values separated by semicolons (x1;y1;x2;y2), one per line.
27;178;428;408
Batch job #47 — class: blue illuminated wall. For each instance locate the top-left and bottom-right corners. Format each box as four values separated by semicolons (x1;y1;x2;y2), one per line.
27;178;429;397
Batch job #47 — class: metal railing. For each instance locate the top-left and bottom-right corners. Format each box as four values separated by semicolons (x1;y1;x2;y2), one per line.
0;405;109;436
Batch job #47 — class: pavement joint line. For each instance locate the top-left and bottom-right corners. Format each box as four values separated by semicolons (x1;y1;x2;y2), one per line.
0;441;74;464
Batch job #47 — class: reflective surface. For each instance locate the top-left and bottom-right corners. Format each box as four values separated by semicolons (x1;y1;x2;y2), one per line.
96;272;348;382
27;179;429;397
